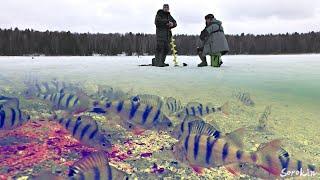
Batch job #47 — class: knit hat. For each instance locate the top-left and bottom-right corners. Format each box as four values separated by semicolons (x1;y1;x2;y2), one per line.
205;14;215;19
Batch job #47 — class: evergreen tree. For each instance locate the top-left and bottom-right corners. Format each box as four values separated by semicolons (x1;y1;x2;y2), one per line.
0;28;319;56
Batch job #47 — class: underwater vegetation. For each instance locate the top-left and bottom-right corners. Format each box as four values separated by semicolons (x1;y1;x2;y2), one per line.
0;77;319;180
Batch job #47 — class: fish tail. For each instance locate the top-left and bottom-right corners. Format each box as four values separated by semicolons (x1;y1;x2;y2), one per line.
220;102;229;115
287;160;317;176
255;139;284;176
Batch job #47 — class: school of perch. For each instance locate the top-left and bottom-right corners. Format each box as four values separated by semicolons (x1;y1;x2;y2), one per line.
0;78;318;180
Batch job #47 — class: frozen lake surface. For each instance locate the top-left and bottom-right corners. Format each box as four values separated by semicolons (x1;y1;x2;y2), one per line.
1;55;319;110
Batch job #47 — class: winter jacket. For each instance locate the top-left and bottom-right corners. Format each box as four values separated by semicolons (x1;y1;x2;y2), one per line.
201;19;229;55
155;10;177;42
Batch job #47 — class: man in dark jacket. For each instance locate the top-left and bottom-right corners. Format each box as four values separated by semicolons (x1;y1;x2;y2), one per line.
153;4;177;67
197;14;229;67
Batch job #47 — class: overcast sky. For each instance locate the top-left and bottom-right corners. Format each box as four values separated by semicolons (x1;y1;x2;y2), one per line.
1;0;320;35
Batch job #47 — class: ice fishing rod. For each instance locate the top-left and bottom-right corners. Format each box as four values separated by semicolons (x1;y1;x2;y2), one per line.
170;33;179;67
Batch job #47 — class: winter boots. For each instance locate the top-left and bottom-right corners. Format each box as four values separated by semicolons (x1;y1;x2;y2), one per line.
152;58;169;67
197;48;208;67
197;54;223;67
198;60;208;67
210;53;223;67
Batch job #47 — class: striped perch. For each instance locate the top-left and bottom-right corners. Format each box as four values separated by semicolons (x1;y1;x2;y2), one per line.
53;115;112;151
131;94;164;110
233;92;255;106
68;152;129;180
163;97;184;115
176;101;229;120
0;106;30;130
0;96;20;109
36;92;92;114
103;99;173;134
35;152;129;180
23;78;81;98
172;132;317;176
171;116;222;140
225;146;317;178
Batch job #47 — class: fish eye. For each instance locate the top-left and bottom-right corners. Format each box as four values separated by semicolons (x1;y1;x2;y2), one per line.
168;122;172;127
100;136;111;147
105;102;112;108
24;90;30;95
132;96;140;102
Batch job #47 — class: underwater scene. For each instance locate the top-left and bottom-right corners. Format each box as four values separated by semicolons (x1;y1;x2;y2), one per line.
0;55;319;180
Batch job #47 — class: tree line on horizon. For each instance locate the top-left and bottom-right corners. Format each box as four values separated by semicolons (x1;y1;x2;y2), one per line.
0;28;319;56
